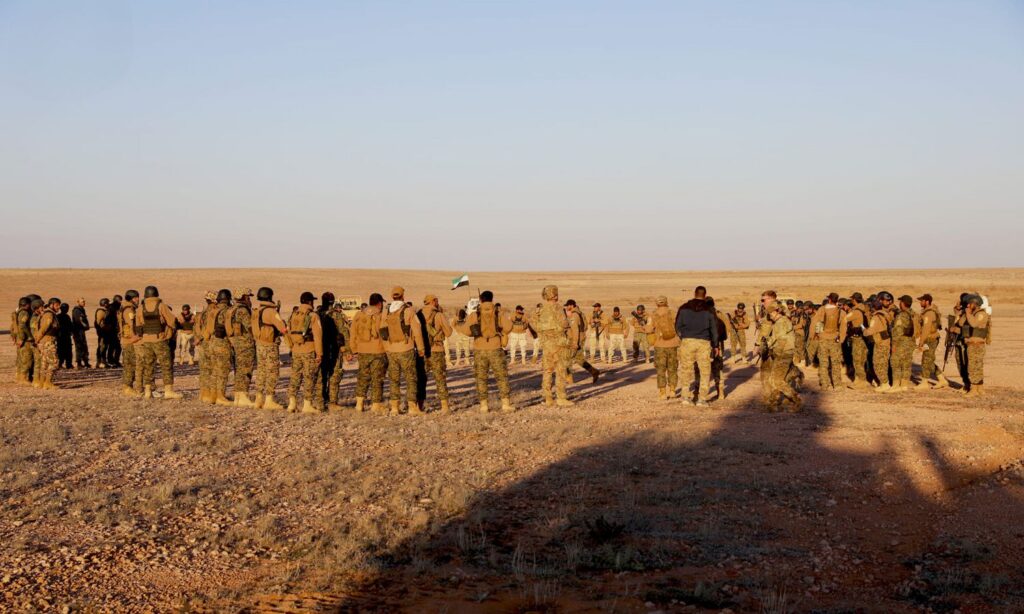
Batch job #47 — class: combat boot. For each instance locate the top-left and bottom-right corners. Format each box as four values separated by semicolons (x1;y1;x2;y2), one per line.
876;383;894;393
500;398;515;413
440;399;451;413
200;388;214;404
327;402;343;412
934;374;949;389
354;397;365;412
253;393;265;409
658;387;666;400
42;375;57;390
584;363;600;384
479;400;490;414
543;390;555;407
215;392;234;407
966;384;984;397
371;402;386;414
287;396;297;411
143;385;154;399
389;400;400;416
301;399;320;414
914;379;932;391
263;396;285;410
234;391;254;407
123;385;141;398
163;385;182;400
408;402;424;416
32;378;43;389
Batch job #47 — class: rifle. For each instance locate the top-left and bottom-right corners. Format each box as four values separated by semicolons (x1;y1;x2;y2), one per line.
941;319;962;373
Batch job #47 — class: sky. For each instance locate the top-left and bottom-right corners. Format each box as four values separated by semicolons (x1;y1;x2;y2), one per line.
1;0;1022;270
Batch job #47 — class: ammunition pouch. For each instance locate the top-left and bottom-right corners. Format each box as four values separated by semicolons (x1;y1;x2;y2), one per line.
379;327;390;342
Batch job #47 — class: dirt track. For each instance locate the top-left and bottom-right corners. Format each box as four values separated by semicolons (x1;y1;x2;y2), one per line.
1;268;1022;612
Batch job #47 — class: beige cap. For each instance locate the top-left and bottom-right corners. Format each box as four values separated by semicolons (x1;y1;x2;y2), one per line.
233;287;253;300
656;295;668;306
204;290;217;302
391;286;405;297
423;294;437;305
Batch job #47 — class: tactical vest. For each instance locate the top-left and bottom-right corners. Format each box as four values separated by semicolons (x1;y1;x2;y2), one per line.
474;304;502;340
213;305;229;339
384;305;411;342
608;316;626;334
352;311;377;343
425;310;446;346
289;311;314;343
963;318;989;340
872;311;891;340
893;311;914;338
921;306;941;337
38;311;58;340
141;299;164;335
254;306;279;341
226;304;251;338
535;304;566;340
94;308;107;331
119;306;136;339
821;306;841;334
180;313;194;332
14;309;32;343
511;315;528;333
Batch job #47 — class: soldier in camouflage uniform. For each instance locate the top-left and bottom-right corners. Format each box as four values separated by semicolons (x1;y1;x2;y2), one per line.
119;291;143;396
134;286;183;400
864;295;893;392
193;291;216;403
32;298;62;389
205;289;235;406
93;298;111;368
287;292;323;413
383;286;425;415
915;294;948;389
458;290;515;413
790;301;807;366
886;295;918;392
420;294;453;412
840;292;871;389
753;291;776;396
251;287;288;409
350;293;388;413
11;297;34;384
645;296;680;399
224;288;256;406
952;294;990;396
764;301;802;411
534;285;573;407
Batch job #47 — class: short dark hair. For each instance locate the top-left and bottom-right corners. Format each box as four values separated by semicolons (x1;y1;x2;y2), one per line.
762;290;777;299
368;293;384;306
480;290;494;302
515;305;524;311
694;286;707;298
564;299;577;307
828;292;839;304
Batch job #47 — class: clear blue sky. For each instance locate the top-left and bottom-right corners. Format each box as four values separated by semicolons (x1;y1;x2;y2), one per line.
2;1;1021;269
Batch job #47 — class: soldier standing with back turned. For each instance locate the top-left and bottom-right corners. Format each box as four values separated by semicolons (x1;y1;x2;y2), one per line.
135;286;183;400
459;290;515;413
534;285;573;407
224;288;257;407
11;297;34;384
420;294;453;412
645;296;680;399
72;298;91;369
287;292;324;413
251;287;288;410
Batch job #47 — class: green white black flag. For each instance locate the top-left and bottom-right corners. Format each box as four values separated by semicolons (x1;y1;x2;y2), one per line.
451;273;470;290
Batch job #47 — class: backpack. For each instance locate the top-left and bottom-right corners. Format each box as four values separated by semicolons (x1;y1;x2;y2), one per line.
478;305;499;339
352;311;377;344
654;308;676;341
385;304;410;343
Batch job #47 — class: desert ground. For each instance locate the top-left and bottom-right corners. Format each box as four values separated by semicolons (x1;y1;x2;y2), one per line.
1;268;1022;613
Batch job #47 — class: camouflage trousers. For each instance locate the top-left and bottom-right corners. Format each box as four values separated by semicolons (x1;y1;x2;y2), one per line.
849;337;868;383
207;338;232;397
632;333;651;361
731;329;746;359
892;337;914;384
805;338;818;366
37;340;58;383
920;336;940;381
654;346;679;391
426;350;449;402
355;353;387;403
540;340;568;401
16;342;34;381
679;338;712;401
474;348;511;401
322;348;345;404
965;342;985;386
606;334;628;363
196;344;211;391
122;343;140;391
817;338;843;389
229;336;255;395
254;342;281;396
289;351;321;406
32;346;41;380
793;332;806;364
767;352;799;406
138;340;174;387
386;350;418;404
873;342;891;387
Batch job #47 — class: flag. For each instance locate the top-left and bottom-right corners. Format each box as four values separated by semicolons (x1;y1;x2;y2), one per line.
451;273;470;290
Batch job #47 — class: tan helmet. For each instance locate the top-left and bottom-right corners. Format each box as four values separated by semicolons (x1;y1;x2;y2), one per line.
656;295;668;306
541;285;559;300
233;287;253;300
204;290;217;302
423;294;438;305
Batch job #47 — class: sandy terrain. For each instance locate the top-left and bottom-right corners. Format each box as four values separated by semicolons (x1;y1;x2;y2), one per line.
1;268;1022;612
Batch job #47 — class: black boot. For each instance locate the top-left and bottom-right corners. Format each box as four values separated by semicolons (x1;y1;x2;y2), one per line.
583;361;600;384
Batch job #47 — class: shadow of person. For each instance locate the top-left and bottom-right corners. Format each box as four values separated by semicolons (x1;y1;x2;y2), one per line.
317;383;1024;613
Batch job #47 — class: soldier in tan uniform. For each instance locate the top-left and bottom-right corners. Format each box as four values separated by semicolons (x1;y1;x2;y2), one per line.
383;286;426;415
839;292;870;389
809;293;844;390
32;298;62;389
645;296;680;399
193;291;217;404
11;297;34;384
457;290;515;413
175;304;196;365
507;305;532;365
950;294;990;396
287;292;323;413
605;307;630;363
863;296;894;392
134;286;183;399
630;305;651;363
564;300;601;386
450;308;473;367
204;290;235;407
224;288;256;406
350;293;388;413
420;294;453;412
729;304;750;363
119;290;143;397
915;294;948;389
585;303;609;363
251;287;288;410
764;301;802;411
534;286;573;407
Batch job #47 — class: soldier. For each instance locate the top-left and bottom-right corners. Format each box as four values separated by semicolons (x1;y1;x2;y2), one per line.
802;302;817;368
630;305;651;363
350;293;388;413
118;291;142;396
952;294;990;396
383;286;426;415
605;307;630;364
251;287;288;410
32;298;62;389
705;297;729;400
71;298;91;369
450;308;472;367
810;293;844;390
790;301;807;367
175;304;196;365
729;303;750;363
531;303;544;363
645;296;679;398
93;298;111;368
11;297;34;384
322;298;352;412
534;285;573;407
676;286;719;407
56;303;73;369
752;291;776;395
563;299;601;386
915;294;948;389
586;303;609;362
106;294;123;368
194;291;217;404
421;294;453;412
134;286;183;400
885;295;918;393
840;292;871;389
459;290;515;413
507;305;532;365
863;296;893;392
205;289;235;406
223;288;256;406
287;291;323;413
764;301;802;411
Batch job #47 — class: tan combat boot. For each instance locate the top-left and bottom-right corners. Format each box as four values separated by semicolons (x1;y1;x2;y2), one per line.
934;374;949;389
876;382;893;393
966;384;984;397
143;385;153;399
201;388;215;404
301;399;320;414
914;379;931;391
122;385;137;397
440;399;451;413
500;398;515;413
658;387;666;400
389;400;400;416
408;402;424;416
234;391;254;407
163;385;182;400
327;402;343;412
354;397;365;412
32;377;43;389
287;396;297;412
253;393;265;409
556;397;575;407
371;402;385;414
215;392;234;407
42;375;56;390
479;400;489;414
263;396;285;410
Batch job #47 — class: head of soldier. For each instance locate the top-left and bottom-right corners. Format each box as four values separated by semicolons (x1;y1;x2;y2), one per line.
99;298;110;308
515;305;524;316
480;290;494;304
564;299;577;312
850;292;863;305
144;286;159;299
234;288;253;306
321;292;335;309
965;294;982;313
592;302;602;314
826;292;839;305
656;296;668;308
31;298;44;313
879;292;894;308
613;307;621;317
76;297;85;307
760;290;777;309
899;295;913;311
18;296;30;309
59;302;69;314
49;298;62;312
181;304;191;315
704;297;716;309
391;286;405;302
457;307;467;320
693;286;707;300
736;302;745;313
112;294;123;303
299;292;315;307
917;293;932;309
424;294;439;309
368;293;384;313
636;305;645;314
216;289;232;305
541;285;559;303
257;287;274;303
125;290;140;305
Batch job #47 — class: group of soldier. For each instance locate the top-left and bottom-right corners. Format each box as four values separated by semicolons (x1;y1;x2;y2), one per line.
10;283;992;414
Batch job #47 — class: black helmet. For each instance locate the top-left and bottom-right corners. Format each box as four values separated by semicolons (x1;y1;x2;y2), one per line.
257;287;274;301
144;286;159;298
217;289;232;303
99;298;110;307
48;297;61;307
125;289;140;301
737;302;745;309
636;304;645;311
878;291;893;302
18;296;30;308
27;293;41;302
321;291;335;305
966;294;983;307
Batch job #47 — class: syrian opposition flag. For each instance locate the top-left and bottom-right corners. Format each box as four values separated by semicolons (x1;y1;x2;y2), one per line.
451;273;470;291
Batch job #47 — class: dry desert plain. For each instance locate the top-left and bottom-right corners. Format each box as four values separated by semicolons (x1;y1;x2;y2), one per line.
1;268;1023;613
